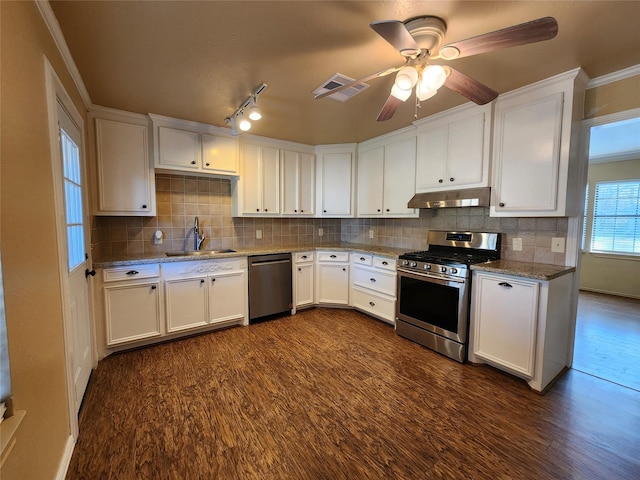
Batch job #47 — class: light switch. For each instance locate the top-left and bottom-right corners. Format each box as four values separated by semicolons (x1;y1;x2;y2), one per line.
256;229;262;239
318;228;324;237
369;229;374;239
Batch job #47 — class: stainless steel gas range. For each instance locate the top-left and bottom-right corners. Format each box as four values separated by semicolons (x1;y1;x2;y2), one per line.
396;231;501;362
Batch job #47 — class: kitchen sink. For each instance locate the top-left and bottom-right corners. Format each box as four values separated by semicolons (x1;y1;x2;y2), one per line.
165;249;236;257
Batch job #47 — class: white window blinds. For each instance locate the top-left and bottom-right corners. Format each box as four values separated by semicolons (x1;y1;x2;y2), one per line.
590;180;640;254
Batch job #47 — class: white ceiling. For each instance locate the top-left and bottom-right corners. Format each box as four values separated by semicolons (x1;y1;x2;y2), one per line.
49;1;640;145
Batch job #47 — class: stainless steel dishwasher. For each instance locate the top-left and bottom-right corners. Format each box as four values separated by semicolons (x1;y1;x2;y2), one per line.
248;253;293;323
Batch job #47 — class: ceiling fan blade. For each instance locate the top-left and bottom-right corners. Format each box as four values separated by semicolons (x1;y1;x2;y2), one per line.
370;20;421;56
444;67;498;105
439;17;558;59
315;64;406;99
377;95;402;122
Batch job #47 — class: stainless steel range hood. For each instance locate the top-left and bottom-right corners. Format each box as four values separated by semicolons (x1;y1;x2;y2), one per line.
408;187;491;209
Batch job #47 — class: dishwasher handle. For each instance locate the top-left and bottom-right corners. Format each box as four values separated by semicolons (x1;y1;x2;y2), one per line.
251;259;291;267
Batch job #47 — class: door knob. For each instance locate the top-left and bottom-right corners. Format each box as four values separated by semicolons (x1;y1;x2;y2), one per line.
85;268;96;278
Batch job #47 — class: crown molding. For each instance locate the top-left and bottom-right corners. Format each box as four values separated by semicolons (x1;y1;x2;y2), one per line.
587;64;640;89
36;0;92;109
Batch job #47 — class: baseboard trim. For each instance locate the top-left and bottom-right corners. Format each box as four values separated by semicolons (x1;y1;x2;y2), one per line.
55;435;75;480
579;287;640;300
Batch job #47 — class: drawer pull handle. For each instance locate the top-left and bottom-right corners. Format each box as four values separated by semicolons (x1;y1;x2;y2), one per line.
330;254;337;258
370;278;376;282
369;301;375;307
126;270;139;276
382;261;388;265
360;257;366;261
301;255;307;259
498;282;513;288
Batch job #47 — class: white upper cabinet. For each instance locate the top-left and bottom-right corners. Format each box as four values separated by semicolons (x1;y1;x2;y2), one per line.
149;113;239;176
357;131;417;217
90;107;156;216
490;68;588;217
414;103;491;193
240;142;280;215
282;149;315;215
315;144;356;217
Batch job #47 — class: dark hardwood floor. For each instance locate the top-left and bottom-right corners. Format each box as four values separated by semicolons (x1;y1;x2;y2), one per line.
67;308;640;479
573;291;640;391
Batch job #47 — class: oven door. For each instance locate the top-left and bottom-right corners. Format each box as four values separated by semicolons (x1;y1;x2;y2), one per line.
396;268;469;343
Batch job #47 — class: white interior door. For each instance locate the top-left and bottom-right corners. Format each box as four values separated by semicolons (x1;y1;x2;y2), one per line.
57;101;93;414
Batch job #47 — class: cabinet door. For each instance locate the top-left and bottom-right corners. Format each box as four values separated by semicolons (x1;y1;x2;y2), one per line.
473;274;539;378
316;263;349;305
282;150;300;215
208;271;245;324
157;126;200;170
383;137;417;215
241;143;263;214
447;114;485;186
357;147;384;216
295;262;314;307
298;153;315;215
104;282;161;345
321;153;353;216
492;92;564;213
202;133;239;175
261;146;280;214
165;276;208;333
95;118;154;215
415;125;448;191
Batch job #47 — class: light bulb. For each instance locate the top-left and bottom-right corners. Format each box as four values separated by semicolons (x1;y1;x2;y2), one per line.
421;65;447;91
391;83;412;102
394;66;419;91
238;113;251;132
248;104;262;121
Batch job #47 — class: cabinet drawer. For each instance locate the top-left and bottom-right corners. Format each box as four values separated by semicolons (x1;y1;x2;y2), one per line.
295;252;314;263
103;264;160;282
350;253;373;265
373;256;396;271
317;251;349;262
351;287;396;323
351;265;396;296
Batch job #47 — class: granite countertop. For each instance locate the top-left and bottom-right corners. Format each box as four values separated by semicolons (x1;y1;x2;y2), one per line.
471;260;575;281
93;243;408;268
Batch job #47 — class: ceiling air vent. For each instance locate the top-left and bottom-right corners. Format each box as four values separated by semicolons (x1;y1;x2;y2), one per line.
312;73;369;103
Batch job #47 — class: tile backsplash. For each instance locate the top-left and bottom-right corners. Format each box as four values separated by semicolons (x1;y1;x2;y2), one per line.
93;173;568;265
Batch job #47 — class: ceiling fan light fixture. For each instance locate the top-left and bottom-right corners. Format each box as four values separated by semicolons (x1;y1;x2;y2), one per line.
394;66;419;91
439;45;460;60
420;64;447;90
391;83;412;101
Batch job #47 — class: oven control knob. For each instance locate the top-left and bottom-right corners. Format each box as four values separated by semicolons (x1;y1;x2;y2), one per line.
402;260;409;266
440;266;447;273
410;261;417;268
424;264;431;270
450;268;458;274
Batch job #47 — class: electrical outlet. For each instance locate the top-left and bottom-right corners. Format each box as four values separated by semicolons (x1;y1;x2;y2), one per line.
256;229;262;239
318;228;324;237
512;237;523;251
551;237;565;253
369;229;374;239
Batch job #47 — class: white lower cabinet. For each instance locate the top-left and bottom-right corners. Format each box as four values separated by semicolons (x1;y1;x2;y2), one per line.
208;270;246;324
470;269;575;392
102;265;162;346
315;251;350;305
293;252;314;309
349;253;397;324
165;276;209;333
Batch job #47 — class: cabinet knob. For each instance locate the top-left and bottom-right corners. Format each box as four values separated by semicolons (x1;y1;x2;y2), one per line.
300;210;304;213
265;209;268;212
499;202;505;207
323;209;327;213
438;179;443;183
256;208;260;212
142;204;147;209
205;162;210;166
211;278;216;282
449;177;455;182
369;301;375;307
294;209;297;212
342;268;346;271
298;267;302;271
151;285;157;290
191;160;196;165
386;208;390;212
498;282;513;288
200;279;205;284
377;209;381;212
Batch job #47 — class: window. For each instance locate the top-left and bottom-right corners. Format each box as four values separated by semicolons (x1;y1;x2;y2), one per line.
60;127;85;271
590;180;640;254
582;184;589;251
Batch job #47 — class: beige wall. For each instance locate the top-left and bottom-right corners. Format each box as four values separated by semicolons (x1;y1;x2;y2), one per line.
1;2;87;479
580;158;640;298
584;75;640;119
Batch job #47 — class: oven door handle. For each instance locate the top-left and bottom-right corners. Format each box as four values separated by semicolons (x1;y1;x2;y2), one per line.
397;268;466;285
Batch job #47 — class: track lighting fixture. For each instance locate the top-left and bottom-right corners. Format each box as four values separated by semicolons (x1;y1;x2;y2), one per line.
224;83;267;136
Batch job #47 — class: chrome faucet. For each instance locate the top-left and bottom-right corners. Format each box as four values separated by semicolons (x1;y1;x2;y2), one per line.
194;216;205;250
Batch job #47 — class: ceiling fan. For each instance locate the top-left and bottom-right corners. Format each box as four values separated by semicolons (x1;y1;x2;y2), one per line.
315;16;558;121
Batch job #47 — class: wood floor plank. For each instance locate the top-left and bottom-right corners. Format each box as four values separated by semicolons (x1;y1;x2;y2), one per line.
67;308;640;479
